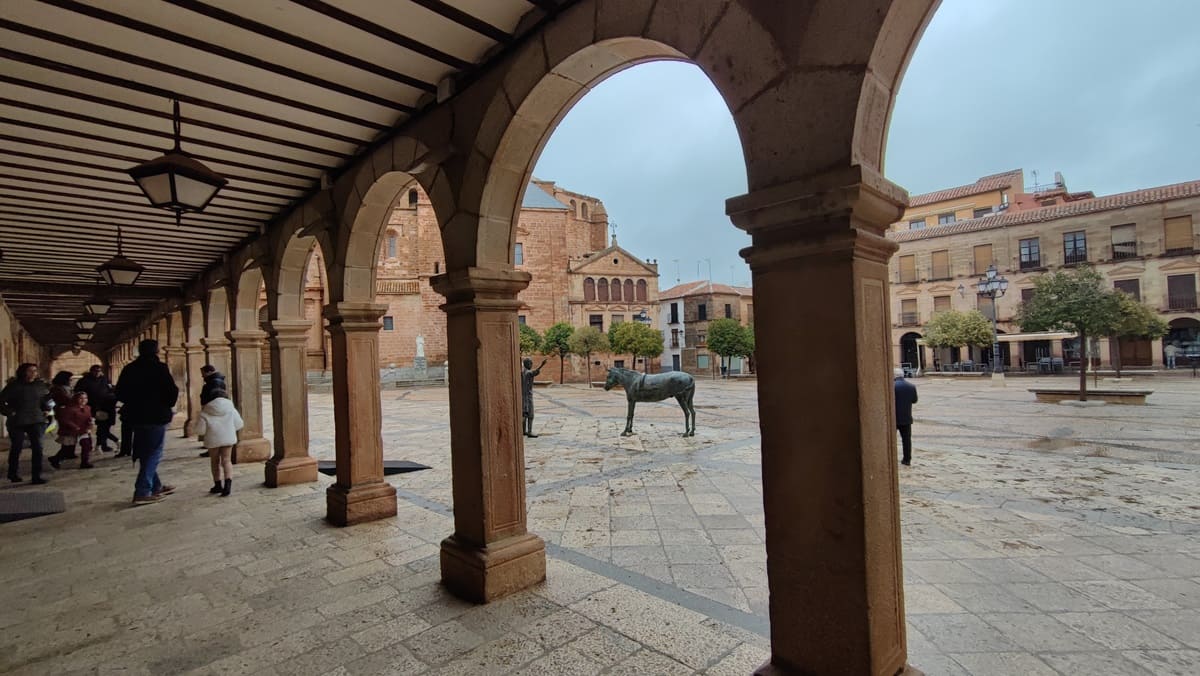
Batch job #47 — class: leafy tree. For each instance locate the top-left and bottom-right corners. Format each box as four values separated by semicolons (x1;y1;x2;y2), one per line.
568;326;609;384
707;318;753;378
1110;291;1169;378
608;321;636;365
518;323;541;355
609;321;663;373
540;322;574;384
1017;266;1123;400
922;310;994;350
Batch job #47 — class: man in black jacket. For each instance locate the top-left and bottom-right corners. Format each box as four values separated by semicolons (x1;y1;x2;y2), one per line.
75;365;118;453
894;369;918;466
116;340;180;505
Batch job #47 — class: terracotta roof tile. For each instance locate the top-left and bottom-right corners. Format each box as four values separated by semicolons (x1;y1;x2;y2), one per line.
659;281;751;299
907;169;1023;208
890;179;1200;243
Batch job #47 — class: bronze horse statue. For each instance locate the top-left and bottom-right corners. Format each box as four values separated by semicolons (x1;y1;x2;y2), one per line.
604;367;696;437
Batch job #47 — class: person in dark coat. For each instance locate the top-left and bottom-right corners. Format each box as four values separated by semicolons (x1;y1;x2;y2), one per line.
894;368;918;466
75;365;118;453
199;365;227;406
1;363;51;484
116;340;179;505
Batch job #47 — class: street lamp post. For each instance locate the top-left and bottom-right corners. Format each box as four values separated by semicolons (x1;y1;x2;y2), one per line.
974;263;1009;375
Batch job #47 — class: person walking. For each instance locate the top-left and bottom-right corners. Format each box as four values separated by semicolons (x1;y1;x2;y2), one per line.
48;371;74;457
115;340;179;505
1165;342;1179;370
76;365;118;453
894;368;918;467
195;390;243;497
1;363;51;484
196;365;227;458
49;392;95;469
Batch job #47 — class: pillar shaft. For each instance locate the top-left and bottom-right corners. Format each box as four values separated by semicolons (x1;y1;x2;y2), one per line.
263;321;317;486
165;346;187;431
729;167;915;676
323;303;397;526
183;344;206;437
202;337;233;379
227;330;271;463
431;267;545;603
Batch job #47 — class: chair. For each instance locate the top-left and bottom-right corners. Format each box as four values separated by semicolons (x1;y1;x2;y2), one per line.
1037;357;1052;374
1051;357;1065;373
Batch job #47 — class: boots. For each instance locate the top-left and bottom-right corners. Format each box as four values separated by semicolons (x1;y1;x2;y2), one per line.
209;481;222;494
221;479;231;497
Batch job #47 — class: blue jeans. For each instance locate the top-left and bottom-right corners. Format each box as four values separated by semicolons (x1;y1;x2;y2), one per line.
6;422;45;480
133;424;166;497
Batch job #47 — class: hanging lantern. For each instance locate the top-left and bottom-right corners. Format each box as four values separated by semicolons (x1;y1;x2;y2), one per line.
75;316;98;331
96;225;144;286
76;331;94;342
127;100;227;223
84;293;112;316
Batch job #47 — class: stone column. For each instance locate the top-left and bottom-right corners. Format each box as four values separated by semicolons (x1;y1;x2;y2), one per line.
324;303;397;526
727;167;916;676
431;267;545;603
263;320;318;486
183;343;206;437
1151;336;1165;368
164;346;187;431
202;337;233;380
227;330;271;463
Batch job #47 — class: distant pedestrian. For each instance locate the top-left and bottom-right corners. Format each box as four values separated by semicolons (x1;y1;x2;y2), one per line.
195;389;243;497
49;392;95;469
1165;343;1179;369
115;340;179;505
1;363;51;484
76;365;118;453
48;371;74;456
894;368;918;467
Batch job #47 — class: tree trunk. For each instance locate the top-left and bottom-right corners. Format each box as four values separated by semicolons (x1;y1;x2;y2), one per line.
585;354;591;386
1078;330;1088;401
1112;336;1123;378
559;354;565;384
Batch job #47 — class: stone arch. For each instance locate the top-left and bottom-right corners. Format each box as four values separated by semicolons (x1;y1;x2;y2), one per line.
204;287;230;340
584;277;595;301
232;265;265;332
626;279;637;302
610;278;622;301
597;278;609;302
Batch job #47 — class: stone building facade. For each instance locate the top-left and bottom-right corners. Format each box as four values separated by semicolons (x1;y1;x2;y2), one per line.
888;170;1200;371
659;281;753;376
268;180;659;380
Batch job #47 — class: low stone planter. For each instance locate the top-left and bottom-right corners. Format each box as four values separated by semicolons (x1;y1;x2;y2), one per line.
1029;389;1152;405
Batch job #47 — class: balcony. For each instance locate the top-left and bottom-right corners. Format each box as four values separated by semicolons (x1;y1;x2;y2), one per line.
898;312;920;326
1168;293;1198;311
1112;241;1138;260
1018;258;1042;271
1063;251;1088;265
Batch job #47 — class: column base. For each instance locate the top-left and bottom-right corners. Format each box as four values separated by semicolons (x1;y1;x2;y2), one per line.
991;372;1006;386
326;480;397;527
264;455;318;487
755;661;924;676
234;437;271;464
440;533;546;604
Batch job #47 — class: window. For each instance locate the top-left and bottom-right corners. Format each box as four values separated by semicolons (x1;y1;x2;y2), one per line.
1164;215;1194;253
697;354;710;369
589;314;603;330
1109;224;1137;260
697;332;707;346
610;278;622;301
1063;231;1087;265
1018;238;1041;270
636;279;647;302
909;219;925;230
1113;279;1141;301
611;314;624;324
584;277;595;301
581;202;588;219
973;244;993;274
514;243;524;265
669;302;679;324
386;232;397;258
407;188;418;207
937;213;956;225
698;303;707;320
597;278;609;301
614;359;625;369
1020;288;1036;304
724;303;732;319
899;299;918;326
1167;274;1197;310
933;296;951;315
434;262;439;274
973;207;992;219
930;250;950;280
382;316;394;331
670;329;680;348
898;254;917;283
625;279;635;302
570;199;576;214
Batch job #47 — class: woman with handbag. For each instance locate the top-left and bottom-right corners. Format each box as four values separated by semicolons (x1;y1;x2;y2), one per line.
49;392;95;469
0;363;52;484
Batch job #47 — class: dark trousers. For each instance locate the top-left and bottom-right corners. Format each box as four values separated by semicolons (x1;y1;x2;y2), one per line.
7;422;46;480
96;417;116;450
897;424;912;463
120;419;134;456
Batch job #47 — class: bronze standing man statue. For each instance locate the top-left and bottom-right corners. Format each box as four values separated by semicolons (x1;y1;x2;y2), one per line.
522;357;547;437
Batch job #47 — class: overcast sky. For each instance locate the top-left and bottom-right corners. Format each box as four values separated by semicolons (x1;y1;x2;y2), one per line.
533;0;1200;287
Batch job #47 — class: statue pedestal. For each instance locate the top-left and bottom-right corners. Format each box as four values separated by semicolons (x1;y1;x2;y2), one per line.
413;356;427;377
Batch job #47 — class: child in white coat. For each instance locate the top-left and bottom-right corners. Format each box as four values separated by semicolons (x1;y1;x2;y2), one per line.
195;390;243;497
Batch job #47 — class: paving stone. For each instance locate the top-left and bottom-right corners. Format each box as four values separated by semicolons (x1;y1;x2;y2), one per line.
948;651;1058;675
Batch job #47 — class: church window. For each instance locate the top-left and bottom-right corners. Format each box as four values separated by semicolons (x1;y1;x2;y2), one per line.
589;314;603;330
518;315;526;325
408;188;418;207
636;279;647;302
382;316;394;331
386;232;397;258
610;278;622;301
581;202;589;219
698;302;707;320
597;278;610;302
434;262;439;274
514;242;524;265
625;279;636;302
584;277;595;301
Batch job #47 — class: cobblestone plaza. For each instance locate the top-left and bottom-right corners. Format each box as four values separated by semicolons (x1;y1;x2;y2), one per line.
2;376;1199;674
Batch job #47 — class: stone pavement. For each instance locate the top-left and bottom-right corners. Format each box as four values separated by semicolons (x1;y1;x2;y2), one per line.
2;375;1199;674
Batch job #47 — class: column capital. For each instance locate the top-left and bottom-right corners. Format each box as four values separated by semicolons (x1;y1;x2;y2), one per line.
183;342;206;354
227;329;267;343
431;267;531;315
727;165;906;235
323;302;387;330
201;337;231;350
263;320;312;342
